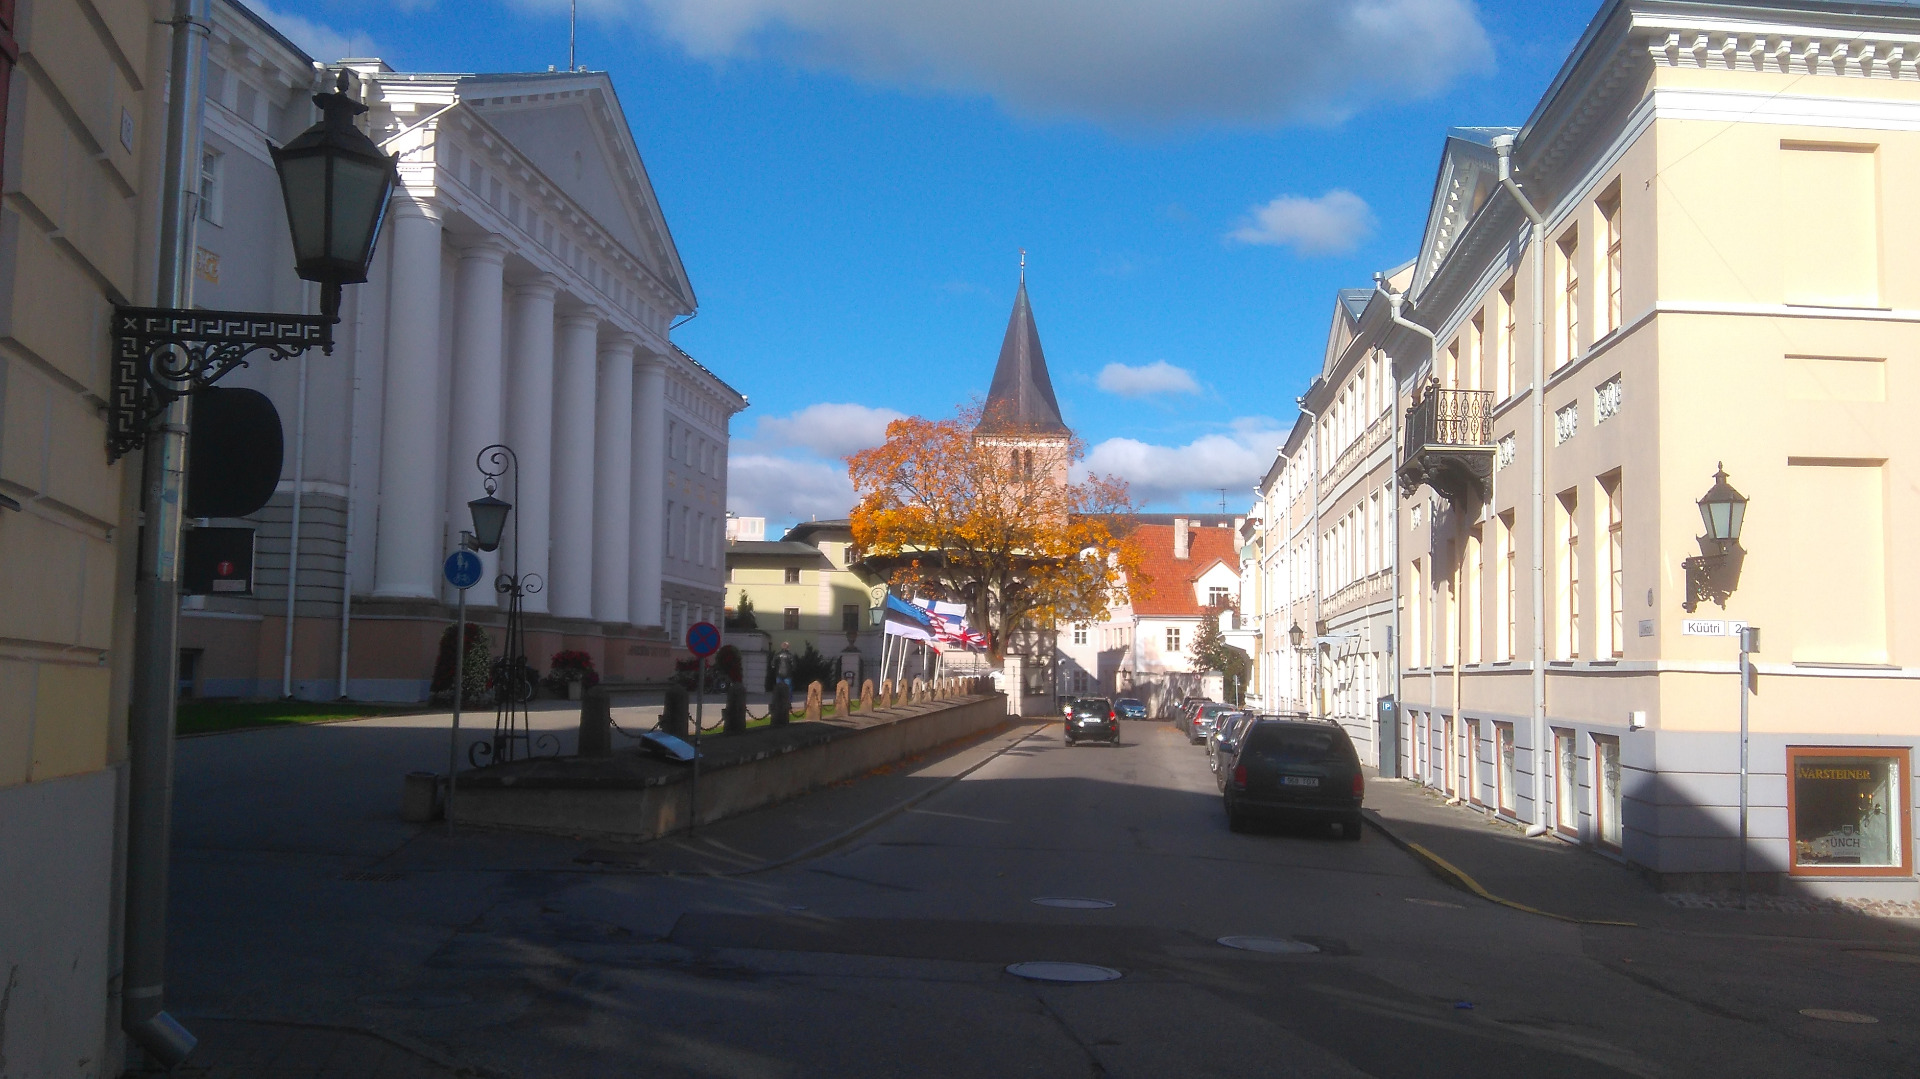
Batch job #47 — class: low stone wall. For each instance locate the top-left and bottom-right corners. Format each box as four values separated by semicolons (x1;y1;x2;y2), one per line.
451;693;1010;841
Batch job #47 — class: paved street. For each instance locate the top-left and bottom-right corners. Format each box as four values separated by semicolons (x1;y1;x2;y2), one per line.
167;713;1920;1078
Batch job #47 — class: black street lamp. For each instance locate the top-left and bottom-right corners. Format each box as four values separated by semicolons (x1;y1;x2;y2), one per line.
108;71;399;460
466;445;555;767
270;72;400;326
1288;623;1305;649
466;494;512;553
1683;463;1749;612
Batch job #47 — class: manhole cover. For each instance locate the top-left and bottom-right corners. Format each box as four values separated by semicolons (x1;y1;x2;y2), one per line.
1032;897;1116;909
1006;962;1123;983
1845;950;1920;965
1799;1008;1879;1024
357;991;472;1009
1405;897;1465;909
1217;936;1319;954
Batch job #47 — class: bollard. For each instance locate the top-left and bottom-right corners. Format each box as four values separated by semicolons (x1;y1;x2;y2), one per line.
401;771;441;822
578;686;613;757
860;679;875;712
662;683;690;738
834;679;850;717
805;680;823;721
770;683;792;726
723;681;747;735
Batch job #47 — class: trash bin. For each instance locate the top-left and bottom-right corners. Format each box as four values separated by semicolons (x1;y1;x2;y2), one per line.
401;770;442;822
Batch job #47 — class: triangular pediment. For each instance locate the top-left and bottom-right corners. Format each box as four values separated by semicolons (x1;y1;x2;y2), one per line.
458;73;695;311
1410;128;1515;299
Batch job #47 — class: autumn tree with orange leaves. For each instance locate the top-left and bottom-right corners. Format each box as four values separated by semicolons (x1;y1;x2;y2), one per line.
848;407;1148;664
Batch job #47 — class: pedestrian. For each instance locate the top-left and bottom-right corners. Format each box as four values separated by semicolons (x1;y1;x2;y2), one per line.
773;642;796;690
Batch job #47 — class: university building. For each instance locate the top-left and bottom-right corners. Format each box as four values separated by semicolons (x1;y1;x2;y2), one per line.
179;0;744;700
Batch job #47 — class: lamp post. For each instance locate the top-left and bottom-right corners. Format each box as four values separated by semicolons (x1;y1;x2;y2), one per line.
1682;463;1748;612
120;59;396;1069
1288;622;1305;715
466;445;555;767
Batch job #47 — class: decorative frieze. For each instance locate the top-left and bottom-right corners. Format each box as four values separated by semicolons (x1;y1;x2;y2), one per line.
1595;375;1622;424
1645;28;1920;81
1554;402;1580;446
1496;434;1515;471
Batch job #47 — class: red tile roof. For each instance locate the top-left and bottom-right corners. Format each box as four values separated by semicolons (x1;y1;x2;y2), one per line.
1126;522;1239;617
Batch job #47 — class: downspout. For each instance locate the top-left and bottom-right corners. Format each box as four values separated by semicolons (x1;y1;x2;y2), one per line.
1492;133;1553;839
1295;394;1321;721
280;335;310;699
1376;281;1437;783
337;286;362;698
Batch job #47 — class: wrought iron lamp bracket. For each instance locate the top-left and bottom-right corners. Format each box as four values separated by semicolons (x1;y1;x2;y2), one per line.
108;305;334;461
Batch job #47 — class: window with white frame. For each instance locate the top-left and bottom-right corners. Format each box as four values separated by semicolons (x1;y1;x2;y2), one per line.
1166;626;1182;653
199;150;224;225
1073;624;1088;645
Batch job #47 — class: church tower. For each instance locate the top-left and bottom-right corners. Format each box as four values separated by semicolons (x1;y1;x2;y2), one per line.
975;268;1071;487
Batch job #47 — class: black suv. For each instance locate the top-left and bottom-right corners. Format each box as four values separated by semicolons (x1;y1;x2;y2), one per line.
1064;698;1120;746
1222;719;1364;839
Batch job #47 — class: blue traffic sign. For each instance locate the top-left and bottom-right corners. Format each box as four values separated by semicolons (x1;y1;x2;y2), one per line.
686;620;721;657
444;549;484;590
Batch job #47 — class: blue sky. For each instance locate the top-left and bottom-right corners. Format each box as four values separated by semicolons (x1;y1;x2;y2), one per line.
250;0;1602;532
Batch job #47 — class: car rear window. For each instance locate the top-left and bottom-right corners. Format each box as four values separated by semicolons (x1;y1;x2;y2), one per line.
1244;725;1352;761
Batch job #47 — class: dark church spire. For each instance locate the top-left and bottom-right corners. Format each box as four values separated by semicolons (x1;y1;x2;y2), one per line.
976;272;1069;437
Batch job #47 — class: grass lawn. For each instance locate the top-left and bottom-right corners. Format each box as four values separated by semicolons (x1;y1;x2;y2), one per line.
177;699;413;736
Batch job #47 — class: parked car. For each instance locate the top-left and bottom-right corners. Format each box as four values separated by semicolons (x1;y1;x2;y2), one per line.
1222;718;1365;839
1114;698;1148;720
1173;696;1211;724
1208;710;1255;777
1188;702;1237;745
1063;697;1120;746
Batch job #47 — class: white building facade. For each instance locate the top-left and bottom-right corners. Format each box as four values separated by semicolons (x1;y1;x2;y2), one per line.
181;2;743;699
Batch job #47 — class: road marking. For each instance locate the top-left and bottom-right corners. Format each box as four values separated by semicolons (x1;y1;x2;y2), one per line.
1217;936;1319;954
1799;1008;1878;1024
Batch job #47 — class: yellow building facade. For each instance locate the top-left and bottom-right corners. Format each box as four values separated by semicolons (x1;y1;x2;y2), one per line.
0;0;170;1072
1393;0;1918;898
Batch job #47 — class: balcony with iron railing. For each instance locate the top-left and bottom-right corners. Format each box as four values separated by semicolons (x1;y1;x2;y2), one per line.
1398;382;1496;507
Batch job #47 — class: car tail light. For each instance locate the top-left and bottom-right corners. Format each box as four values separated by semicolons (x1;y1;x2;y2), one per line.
1109;711;1116;721
1352;773;1365;798
1233;764;1247;786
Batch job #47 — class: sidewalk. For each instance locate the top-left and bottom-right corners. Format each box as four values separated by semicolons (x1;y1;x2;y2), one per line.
1360;773;1673;926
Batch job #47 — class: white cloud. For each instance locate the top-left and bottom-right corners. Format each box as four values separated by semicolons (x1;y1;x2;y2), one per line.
727;453;858;524
753;402;904;460
1096;360;1200;399
1228;189;1376;256
518;0;1492;128
238;0;379;62
1078;417;1288;506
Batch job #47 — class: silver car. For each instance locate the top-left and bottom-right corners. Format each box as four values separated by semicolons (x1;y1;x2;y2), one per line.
1188;702;1236;745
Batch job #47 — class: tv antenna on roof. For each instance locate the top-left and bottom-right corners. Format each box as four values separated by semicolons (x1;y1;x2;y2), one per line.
1217;488;1228;514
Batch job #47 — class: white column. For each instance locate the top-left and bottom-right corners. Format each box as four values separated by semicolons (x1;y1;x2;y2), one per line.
629;350;669;627
591;331;635;624
444;235;509;603
505;275;558;614
550;311;600;619
373;199;445;599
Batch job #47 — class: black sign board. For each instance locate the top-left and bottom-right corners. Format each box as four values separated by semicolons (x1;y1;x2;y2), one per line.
182;527;255;595
188;387;283;519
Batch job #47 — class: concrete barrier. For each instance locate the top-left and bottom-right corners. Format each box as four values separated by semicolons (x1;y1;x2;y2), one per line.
451;693;1010;841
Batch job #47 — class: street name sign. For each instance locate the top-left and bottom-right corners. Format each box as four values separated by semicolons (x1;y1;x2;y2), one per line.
1680;619;1749;638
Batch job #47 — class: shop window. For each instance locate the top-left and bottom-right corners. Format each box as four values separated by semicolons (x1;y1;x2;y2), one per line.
1788;748;1910;876
1594;735;1623;850
783;607;800;630
1497;722;1516;816
1554;729;1579;835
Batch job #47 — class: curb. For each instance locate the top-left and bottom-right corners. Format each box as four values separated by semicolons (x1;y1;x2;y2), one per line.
665;720;1046;878
1362;808;1638;928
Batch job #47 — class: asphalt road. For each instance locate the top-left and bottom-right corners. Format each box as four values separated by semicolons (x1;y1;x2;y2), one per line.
169;713;1918;1078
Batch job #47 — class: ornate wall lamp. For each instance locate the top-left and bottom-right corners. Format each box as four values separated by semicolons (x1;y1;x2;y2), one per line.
108;73;397;460
1682;463;1749;613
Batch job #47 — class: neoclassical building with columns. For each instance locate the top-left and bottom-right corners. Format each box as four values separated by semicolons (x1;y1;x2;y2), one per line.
180;1;743;700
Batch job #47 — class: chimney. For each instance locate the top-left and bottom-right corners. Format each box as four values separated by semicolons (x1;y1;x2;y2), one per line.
1233;516;1246;537
1173;518;1190;560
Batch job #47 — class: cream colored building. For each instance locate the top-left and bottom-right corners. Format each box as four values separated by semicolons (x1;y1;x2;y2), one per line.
1385;0;1918;898
724;518;885;672
0;0;166;1072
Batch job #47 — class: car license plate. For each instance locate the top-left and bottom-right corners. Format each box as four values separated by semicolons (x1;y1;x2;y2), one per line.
1281;776;1319;787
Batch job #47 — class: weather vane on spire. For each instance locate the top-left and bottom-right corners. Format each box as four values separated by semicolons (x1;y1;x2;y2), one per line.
1019;248;1026;284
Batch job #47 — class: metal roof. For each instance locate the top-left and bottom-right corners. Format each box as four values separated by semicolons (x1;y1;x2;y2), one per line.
725;541;829;558
976;281;1069;437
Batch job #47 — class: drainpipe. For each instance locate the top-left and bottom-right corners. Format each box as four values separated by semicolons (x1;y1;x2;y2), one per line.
123;0;209;1066
1492;133;1553;839
280;342;309;699
1376;280;1437;784
1295;394;1321;721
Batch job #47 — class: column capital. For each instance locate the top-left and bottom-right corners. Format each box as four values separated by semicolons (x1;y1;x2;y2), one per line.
599;330;641;353
558;308;605;333
634;348;670;371
388;195;442;223
511;272;561;301
458;234;510;264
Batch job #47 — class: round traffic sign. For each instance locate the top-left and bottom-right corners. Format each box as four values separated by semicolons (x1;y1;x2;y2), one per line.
686;621;721;657
444;549;484;590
